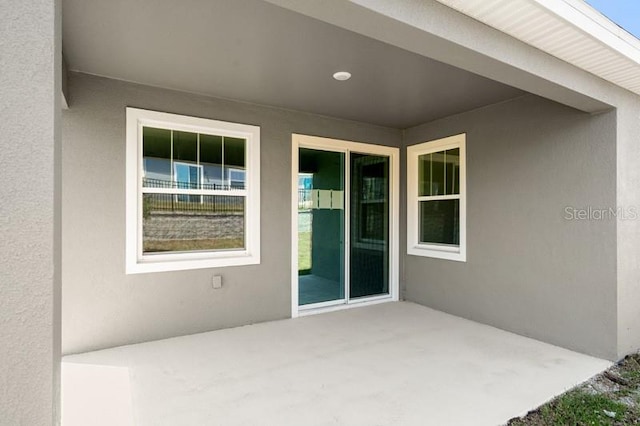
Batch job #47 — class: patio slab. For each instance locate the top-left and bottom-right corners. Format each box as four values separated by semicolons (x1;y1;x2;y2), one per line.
62;301;610;425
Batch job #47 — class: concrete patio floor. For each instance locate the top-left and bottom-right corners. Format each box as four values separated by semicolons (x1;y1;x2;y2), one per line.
62;302;610;426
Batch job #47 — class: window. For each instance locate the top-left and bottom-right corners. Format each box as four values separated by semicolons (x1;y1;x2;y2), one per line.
126;108;260;273
407;134;466;261
352;154;389;246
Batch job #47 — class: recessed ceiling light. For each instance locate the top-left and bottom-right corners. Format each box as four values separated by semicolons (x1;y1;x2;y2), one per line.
333;71;352;81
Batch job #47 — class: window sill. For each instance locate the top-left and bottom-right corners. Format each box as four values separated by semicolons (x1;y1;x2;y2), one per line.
407;244;466;262
126;252;260;274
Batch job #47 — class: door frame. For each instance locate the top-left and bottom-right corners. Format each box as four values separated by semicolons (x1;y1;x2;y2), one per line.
291;134;400;318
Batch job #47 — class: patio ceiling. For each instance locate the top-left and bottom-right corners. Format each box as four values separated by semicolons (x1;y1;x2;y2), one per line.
62;0;524;129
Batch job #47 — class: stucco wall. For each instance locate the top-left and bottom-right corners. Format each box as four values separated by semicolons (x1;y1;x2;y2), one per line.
62;72;401;354
0;0;61;424
403;95;618;360
616;95;640;358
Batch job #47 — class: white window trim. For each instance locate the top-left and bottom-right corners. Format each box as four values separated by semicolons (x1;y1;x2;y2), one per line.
126;107;260;274
407;133;466;262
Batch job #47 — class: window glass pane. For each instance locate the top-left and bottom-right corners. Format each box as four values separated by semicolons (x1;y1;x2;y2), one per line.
173;131;197;162
143;193;245;253
143;127;171;188
174;163;201;190
228;169;245;189
350;153;389;299
224;137;245;189
418;153;431;196
297;148;345;305
200;134;223;190
419;199;460;245
431;150;446;196
445;148;460;195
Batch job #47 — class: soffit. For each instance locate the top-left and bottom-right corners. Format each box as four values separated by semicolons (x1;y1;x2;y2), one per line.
434;0;640;96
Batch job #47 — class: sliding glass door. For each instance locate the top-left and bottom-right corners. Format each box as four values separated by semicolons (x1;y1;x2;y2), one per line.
296;144;392;309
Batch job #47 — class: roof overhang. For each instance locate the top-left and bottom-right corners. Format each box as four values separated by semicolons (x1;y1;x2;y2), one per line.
434;0;640;96
61;0;525;128
266;0;640;114
64;0;639;122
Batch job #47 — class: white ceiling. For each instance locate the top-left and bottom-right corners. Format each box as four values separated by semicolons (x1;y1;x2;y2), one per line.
62;0;524;129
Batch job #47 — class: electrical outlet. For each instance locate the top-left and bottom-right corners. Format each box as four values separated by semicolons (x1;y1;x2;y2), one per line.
212;275;223;289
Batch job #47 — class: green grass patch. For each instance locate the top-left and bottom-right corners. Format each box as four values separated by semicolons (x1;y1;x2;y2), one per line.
540;390;628;426
298;231;311;272
621;367;640;384
144;238;244;252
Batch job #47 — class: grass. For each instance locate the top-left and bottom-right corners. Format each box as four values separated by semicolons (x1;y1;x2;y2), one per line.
144;238;244;252
508;353;640;426
621;365;640;383
298;231;311;273
541;391;628;425
509;390;633;426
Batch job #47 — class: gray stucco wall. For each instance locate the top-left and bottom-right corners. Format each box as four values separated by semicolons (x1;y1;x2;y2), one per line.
616;95;640;358
62;72;401;355
403;95;618;360
0;0;61;424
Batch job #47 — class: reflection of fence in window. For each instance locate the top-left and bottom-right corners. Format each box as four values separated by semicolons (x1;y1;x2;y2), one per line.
143;177;245;191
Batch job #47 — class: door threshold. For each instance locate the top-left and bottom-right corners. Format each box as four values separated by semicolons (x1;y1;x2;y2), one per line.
298;296;396;317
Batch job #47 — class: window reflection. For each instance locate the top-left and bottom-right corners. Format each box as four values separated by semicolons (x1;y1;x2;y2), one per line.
142;127;246;190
